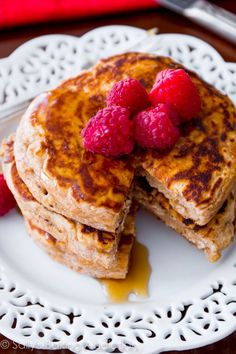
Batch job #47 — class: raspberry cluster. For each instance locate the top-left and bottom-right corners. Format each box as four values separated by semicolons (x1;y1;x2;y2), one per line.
82;70;201;157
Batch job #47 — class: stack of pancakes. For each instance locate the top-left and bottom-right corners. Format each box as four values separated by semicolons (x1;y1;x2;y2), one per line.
1;138;135;278
1;53;236;279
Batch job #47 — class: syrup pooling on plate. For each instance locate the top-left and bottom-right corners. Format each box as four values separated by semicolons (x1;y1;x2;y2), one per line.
101;241;151;302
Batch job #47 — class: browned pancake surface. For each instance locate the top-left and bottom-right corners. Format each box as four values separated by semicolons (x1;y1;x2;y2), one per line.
15;53;236;226
2;136;123;255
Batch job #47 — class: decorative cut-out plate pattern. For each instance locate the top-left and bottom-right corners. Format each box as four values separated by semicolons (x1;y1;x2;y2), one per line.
0;26;235;354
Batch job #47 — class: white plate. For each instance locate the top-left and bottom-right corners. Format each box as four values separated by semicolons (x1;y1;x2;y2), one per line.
0;26;236;354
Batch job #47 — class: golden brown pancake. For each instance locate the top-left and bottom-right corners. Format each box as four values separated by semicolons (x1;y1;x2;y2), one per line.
14;53;236;231
1;135;133;269
25;215;135;279
134;176;235;262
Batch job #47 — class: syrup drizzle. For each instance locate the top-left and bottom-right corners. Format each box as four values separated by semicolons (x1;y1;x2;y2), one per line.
101;241;151;302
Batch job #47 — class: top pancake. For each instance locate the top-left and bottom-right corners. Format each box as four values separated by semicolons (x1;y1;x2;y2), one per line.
14;52;236;229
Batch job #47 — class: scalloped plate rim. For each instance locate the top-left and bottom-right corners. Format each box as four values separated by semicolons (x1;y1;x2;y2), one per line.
0;25;235;354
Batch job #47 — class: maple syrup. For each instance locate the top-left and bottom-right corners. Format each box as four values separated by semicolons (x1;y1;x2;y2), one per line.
101;241;151;302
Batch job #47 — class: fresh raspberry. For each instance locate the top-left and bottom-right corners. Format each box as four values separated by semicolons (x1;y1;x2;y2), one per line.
164;104;180;126
149;69;201;121
134;104;180;149
107;78;150;114
0;174;16;216
82;106;134;157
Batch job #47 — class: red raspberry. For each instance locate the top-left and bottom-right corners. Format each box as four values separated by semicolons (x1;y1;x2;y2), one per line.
134;104;180;149
149;69;201;121
163;104;180;126
107;78;150;114
0;174;16;216
82;106;134;157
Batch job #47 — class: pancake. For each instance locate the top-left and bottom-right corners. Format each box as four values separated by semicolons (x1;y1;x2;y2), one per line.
14;53;236;231
134;177;236;262
1;135;132;268
25;215;135;279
